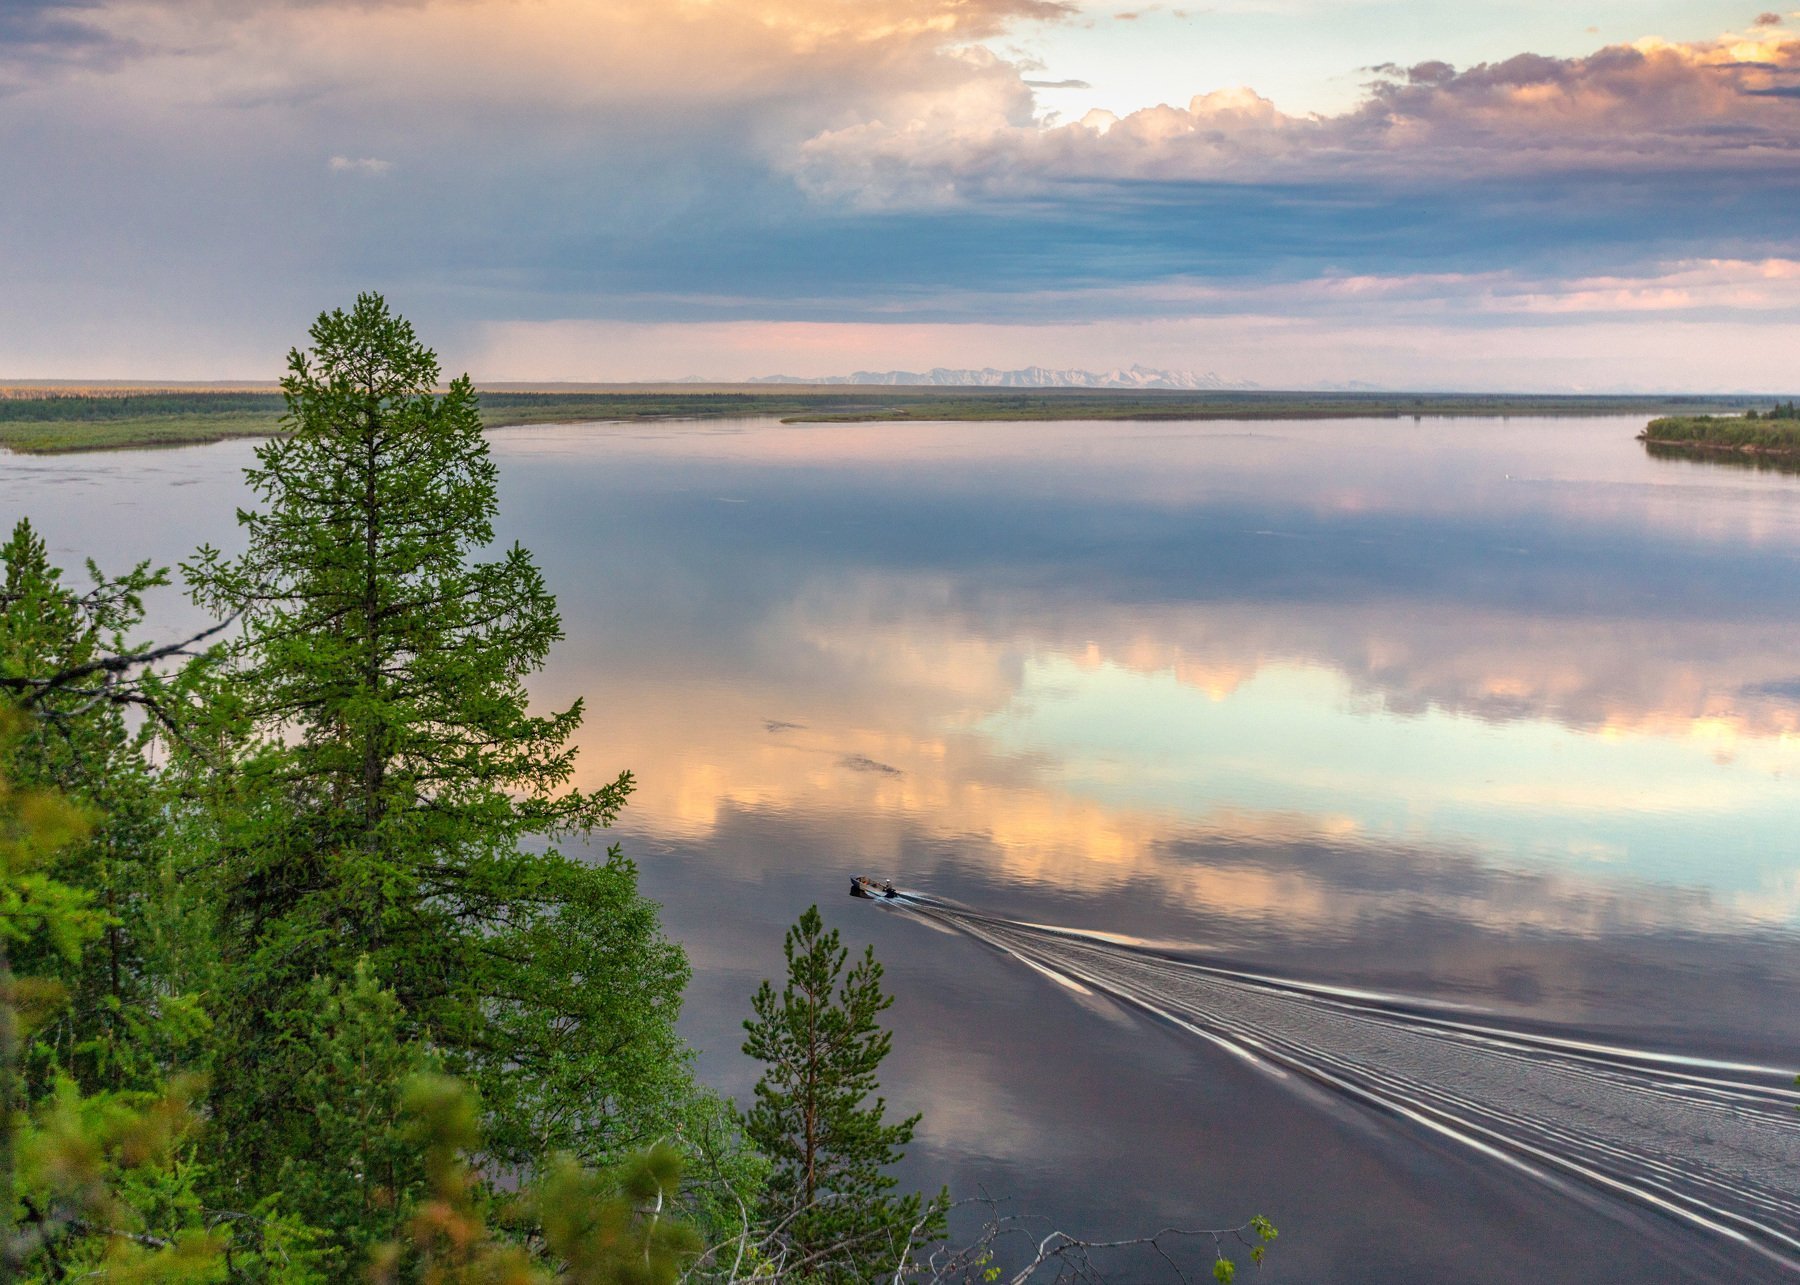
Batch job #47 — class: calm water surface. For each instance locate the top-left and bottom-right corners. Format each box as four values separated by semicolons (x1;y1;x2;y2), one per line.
10;416;1800;1282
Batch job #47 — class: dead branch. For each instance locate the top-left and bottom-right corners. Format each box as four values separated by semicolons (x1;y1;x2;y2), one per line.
0;612;238;705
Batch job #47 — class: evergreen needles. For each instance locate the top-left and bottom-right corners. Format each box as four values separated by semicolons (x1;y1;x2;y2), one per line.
183;294;695;1257
743;905;946;1283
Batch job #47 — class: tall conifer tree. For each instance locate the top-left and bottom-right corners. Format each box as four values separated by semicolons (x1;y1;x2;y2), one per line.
742;906;944;1282
185;296;695;1247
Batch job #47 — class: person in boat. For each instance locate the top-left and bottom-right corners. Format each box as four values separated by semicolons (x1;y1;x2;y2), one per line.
880;880;897;897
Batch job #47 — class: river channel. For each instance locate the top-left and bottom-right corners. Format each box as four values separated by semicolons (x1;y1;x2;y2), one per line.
8;415;1799;1282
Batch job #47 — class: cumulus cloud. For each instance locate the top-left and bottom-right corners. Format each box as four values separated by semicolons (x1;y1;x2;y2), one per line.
792;29;1800;202
328;154;389;174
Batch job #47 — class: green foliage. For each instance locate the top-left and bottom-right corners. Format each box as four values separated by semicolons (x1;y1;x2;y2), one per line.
0;707;104;1264
19;1074;225;1282
536;1145;700;1285
0;520;210;1102
0;709;322;1281
1742;400;1799;421
742;905;945;1282
0;714;101;961
267;961;428;1269
666;1087;771;1262
0;393;285;423
471;844;695;1173
1641;413;1800;451
182;294;702;1252
1204;1214;1279;1281
370;1074;698;1285
369;1074;539;1285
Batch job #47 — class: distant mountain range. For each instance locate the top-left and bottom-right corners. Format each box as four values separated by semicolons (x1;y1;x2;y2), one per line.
745;364;1260;391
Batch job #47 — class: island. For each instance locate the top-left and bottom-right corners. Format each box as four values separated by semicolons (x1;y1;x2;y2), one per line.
1639;402;1800;458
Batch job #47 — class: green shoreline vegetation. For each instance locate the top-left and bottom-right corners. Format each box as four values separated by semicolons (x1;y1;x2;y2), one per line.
0;384;1758;454
1639;402;1800;456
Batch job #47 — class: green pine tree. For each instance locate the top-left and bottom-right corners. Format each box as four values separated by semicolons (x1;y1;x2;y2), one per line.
742;906;944;1283
270;961;428;1271
183;295;698;1251
0;520;208;1102
0;708;322;1282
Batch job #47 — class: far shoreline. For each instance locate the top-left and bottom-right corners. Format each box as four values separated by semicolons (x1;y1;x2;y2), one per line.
0;384;1771;455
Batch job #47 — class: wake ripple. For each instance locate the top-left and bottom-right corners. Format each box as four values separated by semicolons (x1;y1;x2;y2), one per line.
880;894;1800;1272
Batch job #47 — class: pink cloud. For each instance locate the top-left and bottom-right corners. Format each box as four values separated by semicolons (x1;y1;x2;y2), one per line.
792;29;1800;202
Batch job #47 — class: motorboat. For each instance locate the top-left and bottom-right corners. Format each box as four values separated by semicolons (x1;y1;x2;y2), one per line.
850;876;900;900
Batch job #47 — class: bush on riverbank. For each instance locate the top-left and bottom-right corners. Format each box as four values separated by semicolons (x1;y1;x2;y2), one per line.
1640;412;1800;452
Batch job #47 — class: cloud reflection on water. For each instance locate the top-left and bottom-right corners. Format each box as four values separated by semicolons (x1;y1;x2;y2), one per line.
511;424;1800;935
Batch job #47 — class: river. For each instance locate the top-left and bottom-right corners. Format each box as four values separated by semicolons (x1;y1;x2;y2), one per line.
8;415;1799;1282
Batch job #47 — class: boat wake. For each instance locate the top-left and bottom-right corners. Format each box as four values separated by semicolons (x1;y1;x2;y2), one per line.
875;891;1800;1272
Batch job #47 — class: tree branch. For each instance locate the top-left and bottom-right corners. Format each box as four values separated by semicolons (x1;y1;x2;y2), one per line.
0;612;238;702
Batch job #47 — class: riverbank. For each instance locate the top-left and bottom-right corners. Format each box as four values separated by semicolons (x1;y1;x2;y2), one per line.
1638;413;1800;457
0;385;1758;454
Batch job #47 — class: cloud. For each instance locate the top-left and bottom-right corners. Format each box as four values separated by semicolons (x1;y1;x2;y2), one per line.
3;0;1076;108
0;1;130;89
2;3;1799;383
792;29;1800;202
0;0;1074;348
328;154;390;174
467;308;1800;391
0;0;104;49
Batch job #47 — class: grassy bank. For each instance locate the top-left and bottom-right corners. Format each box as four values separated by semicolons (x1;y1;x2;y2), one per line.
1639;413;1800;455
0;390;850;453
0;385;1759;454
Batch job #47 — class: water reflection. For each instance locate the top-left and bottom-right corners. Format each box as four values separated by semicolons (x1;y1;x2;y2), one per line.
9;416;1800;1283
484;419;1800;940
1645;439;1800;476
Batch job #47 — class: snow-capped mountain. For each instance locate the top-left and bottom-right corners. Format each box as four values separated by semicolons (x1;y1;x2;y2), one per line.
749;364;1257;390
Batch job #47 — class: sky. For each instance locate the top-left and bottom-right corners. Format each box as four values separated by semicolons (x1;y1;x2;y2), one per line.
2;0;1799;389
